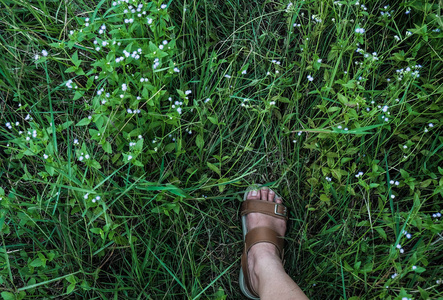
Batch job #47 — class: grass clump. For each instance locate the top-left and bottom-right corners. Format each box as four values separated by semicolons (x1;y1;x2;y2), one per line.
1;0;442;299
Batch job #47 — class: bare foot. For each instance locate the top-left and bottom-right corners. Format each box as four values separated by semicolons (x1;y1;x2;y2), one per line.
245;187;287;294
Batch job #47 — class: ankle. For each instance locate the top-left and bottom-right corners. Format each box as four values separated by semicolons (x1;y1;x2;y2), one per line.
249;243;282;274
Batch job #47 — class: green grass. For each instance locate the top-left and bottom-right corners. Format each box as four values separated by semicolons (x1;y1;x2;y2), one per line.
1;0;443;299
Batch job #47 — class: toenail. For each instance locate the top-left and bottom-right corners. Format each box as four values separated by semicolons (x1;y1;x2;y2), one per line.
251;190;257;196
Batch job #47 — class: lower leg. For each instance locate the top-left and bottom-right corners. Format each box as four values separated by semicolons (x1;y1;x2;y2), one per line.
244;187;309;300
249;243;309;300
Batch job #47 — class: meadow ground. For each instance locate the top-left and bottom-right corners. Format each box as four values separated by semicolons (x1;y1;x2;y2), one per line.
1;0;443;299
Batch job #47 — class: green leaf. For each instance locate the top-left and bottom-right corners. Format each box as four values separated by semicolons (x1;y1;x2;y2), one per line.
75;118;91;126
45;164;55;176
75;68;85;76
207;162;221;176
327;106;341;112
65;66;77;73
134;139;143;151
103;141;112;154
320;194;330;202
66;275;76;284
132;160;143;167
361;262;373;273
400;169;410;179
1;292;15;300
375;227;387;240
89;160;102;170
30;258;43;267
208;116;218;125
90;228;103;235
418;286;429;299
67;283;76;294
73;91;83;100
72;51;81;67
196;134;204;149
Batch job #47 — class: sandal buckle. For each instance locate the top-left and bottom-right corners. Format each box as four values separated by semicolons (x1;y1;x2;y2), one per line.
274;204;287;217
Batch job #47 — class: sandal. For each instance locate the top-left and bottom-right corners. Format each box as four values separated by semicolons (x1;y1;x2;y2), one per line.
239;185;289;299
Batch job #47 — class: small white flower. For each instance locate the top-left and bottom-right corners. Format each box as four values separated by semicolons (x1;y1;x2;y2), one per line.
41;49;48;57
406;233;412;239
403;145;407;149
84;193;89;199
400;248;404;253
428;123;434;127
43;154;49;159
161;4;167;9
391;273;397;279
79;156;84;161
128;155;133;160
85;154;90;159
395;181;399;186
396;244;401;249
122;83;127;91
317;59;322;63
307;75;314;81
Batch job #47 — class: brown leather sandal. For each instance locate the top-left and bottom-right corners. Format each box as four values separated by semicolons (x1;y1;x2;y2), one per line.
239;186;288;299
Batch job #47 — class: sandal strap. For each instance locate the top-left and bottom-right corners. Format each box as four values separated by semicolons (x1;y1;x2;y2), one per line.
245;227;284;257
241;227;285;298
241;199;288;221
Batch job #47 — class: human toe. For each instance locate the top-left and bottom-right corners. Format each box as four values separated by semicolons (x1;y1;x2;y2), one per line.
268;189;275;201
247;189;261;200
260;187;269;201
